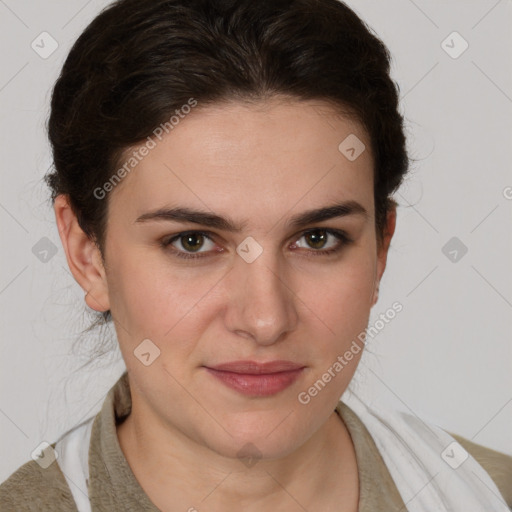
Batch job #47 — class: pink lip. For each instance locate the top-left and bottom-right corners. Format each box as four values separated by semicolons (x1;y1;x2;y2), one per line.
204;360;305;397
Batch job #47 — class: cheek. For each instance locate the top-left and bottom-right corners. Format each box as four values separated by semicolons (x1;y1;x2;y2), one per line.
105;247;190;341
299;250;377;337
108;264;162;326
294;258;374;414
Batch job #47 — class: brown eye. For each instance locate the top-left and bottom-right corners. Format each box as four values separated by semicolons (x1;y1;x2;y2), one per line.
161;231;217;259
292;228;352;257
179;233;205;252
304;229;329;249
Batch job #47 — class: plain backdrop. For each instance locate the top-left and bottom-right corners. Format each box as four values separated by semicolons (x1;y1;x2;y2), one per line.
1;0;511;482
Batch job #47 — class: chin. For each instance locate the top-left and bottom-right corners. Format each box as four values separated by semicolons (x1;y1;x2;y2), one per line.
209;432;302;464
203;410;310;461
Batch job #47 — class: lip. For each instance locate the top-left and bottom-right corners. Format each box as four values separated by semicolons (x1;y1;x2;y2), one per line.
204;360;305;397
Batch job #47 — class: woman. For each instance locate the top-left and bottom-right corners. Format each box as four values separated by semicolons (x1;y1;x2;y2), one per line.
1;0;510;510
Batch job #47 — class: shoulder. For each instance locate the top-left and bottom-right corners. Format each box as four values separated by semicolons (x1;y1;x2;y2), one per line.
0;442;78;512
448;431;512;508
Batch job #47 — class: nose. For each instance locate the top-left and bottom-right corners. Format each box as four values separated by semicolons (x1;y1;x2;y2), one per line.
223;249;299;346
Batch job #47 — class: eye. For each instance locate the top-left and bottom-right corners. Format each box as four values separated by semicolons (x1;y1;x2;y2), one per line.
161;231;218;259
291;228;352;256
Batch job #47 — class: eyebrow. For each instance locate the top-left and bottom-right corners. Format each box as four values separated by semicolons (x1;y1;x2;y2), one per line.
135;200;369;232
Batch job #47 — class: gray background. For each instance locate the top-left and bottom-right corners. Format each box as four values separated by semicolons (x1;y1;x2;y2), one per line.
1;0;511;481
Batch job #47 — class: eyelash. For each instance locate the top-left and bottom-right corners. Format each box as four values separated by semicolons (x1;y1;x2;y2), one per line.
160;229;353;260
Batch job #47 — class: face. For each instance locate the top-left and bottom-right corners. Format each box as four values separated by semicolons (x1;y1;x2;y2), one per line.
72;98;394;460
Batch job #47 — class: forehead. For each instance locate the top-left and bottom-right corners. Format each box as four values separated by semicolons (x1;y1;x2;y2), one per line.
108;98;374;222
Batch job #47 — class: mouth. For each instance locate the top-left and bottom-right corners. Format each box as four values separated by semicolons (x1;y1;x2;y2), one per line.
203;360;306;397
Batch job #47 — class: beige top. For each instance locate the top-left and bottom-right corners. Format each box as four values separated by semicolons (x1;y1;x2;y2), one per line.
1;371;511;511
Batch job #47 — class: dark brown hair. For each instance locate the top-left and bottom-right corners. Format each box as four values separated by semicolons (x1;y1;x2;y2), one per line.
47;0;409;307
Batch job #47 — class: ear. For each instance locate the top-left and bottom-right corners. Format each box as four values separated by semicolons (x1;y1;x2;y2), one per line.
371;204;397;307
53;194;110;312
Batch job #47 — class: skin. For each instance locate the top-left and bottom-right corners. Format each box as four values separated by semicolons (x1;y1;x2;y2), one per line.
55;97;396;511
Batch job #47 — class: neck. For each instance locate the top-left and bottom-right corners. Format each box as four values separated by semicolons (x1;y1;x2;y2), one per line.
117;397;359;512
